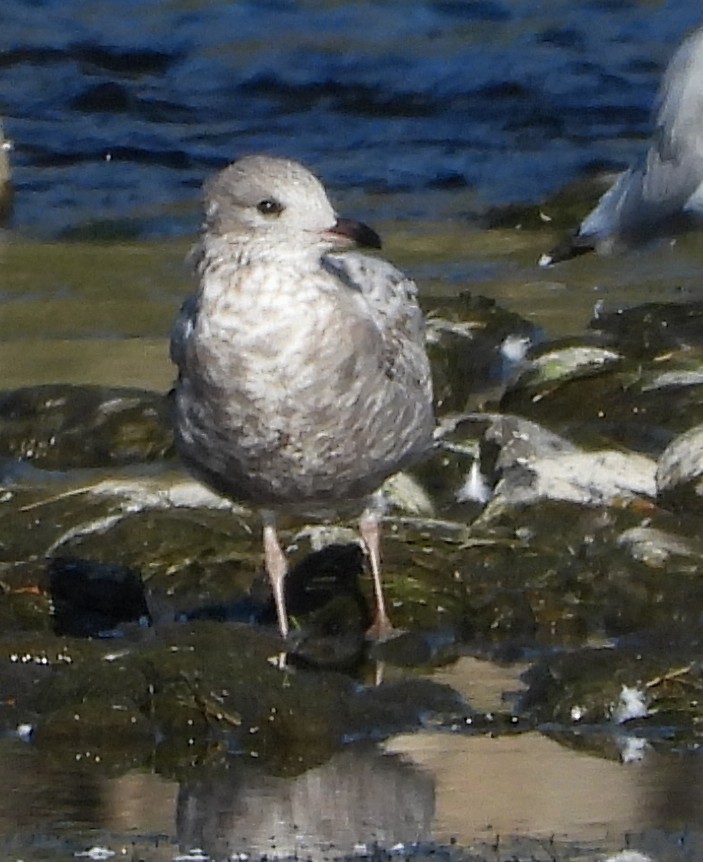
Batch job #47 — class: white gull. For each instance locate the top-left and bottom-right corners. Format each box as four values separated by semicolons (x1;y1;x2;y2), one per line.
541;24;703;265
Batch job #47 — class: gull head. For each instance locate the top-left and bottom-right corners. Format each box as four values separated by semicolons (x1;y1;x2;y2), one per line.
202;155;381;252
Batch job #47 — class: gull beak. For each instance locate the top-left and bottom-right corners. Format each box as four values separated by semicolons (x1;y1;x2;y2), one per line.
323;217;382;250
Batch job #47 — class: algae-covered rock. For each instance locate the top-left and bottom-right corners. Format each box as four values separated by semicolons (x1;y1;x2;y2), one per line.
26;622;465;775
0;560;54;633
500;331;703;454
0;384;173;470
8;285;703;774
590;301;703;359
522;640;703;740
426;292;541;413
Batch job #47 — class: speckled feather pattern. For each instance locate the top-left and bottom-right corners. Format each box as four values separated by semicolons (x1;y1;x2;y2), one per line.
171;157;434;514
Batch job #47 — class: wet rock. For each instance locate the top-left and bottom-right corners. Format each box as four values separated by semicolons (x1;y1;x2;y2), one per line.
0;473;251;614
501;335;703;454
453;487;703;646
512;341;623;391
0;460;470;641
50;505;263;610
466;413;657;522
425;292;541;412
482;447;656;517
483;413;579;465
590;301;703;359
0;384;173;470
7;288;703;770
0;560;53;634
370;628;457;668
522;640;703;738
424;411;658;521
26;622;465;774
413;414;487;519
617;525;703;569
656;423;703;513
35;649;155;767
499;338;627;433
381;470;435;517
0;633;111;737
258;543;371;670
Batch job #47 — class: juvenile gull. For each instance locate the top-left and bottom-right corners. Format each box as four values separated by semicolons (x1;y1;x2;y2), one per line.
541;24;703;265
170;155;435;640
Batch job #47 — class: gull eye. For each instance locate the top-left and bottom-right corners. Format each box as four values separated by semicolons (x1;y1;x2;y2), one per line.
256;198;284;216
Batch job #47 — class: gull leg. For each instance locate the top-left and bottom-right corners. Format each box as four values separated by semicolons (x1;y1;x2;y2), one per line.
359;508;394;640
262;511;289;639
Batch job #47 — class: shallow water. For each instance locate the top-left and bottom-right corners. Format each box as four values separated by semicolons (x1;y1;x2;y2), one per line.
4;2;703;859
3;658;703;862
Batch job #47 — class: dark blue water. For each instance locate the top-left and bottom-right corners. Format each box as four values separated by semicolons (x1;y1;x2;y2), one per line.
1;0;702;238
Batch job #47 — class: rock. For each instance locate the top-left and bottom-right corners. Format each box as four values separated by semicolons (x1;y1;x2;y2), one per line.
425;292;541;412
590;301;703;358
657;423;703;512
475;414;657;519
0;384;173;470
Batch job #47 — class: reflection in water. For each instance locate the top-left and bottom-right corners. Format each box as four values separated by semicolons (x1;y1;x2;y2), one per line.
4;728;703;858
176;746;434;859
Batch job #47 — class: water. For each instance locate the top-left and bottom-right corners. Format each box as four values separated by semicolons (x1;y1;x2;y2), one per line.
2;0;703;238
4;0;703;389
3;659;703;861
4;2;703;858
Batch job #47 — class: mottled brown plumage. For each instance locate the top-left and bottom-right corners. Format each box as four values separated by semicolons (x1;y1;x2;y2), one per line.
171;155;434;639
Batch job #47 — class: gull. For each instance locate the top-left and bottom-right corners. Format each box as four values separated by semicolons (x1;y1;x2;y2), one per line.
540;24;703;265
170;155;435;640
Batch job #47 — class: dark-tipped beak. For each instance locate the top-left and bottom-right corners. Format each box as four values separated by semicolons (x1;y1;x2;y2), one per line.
324;217;382;250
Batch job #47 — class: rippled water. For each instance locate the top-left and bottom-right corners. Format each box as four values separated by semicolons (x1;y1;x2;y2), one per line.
2;0;702;238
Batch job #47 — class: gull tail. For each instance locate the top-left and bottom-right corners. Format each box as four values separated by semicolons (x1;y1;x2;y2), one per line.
538;231;595;267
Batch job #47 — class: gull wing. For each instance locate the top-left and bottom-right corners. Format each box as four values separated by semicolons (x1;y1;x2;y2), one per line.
170;292;199;373
542;25;703;264
323;251;431;389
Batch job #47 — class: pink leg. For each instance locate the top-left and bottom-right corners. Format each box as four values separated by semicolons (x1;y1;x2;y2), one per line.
262;512;289;639
359;509;394;640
